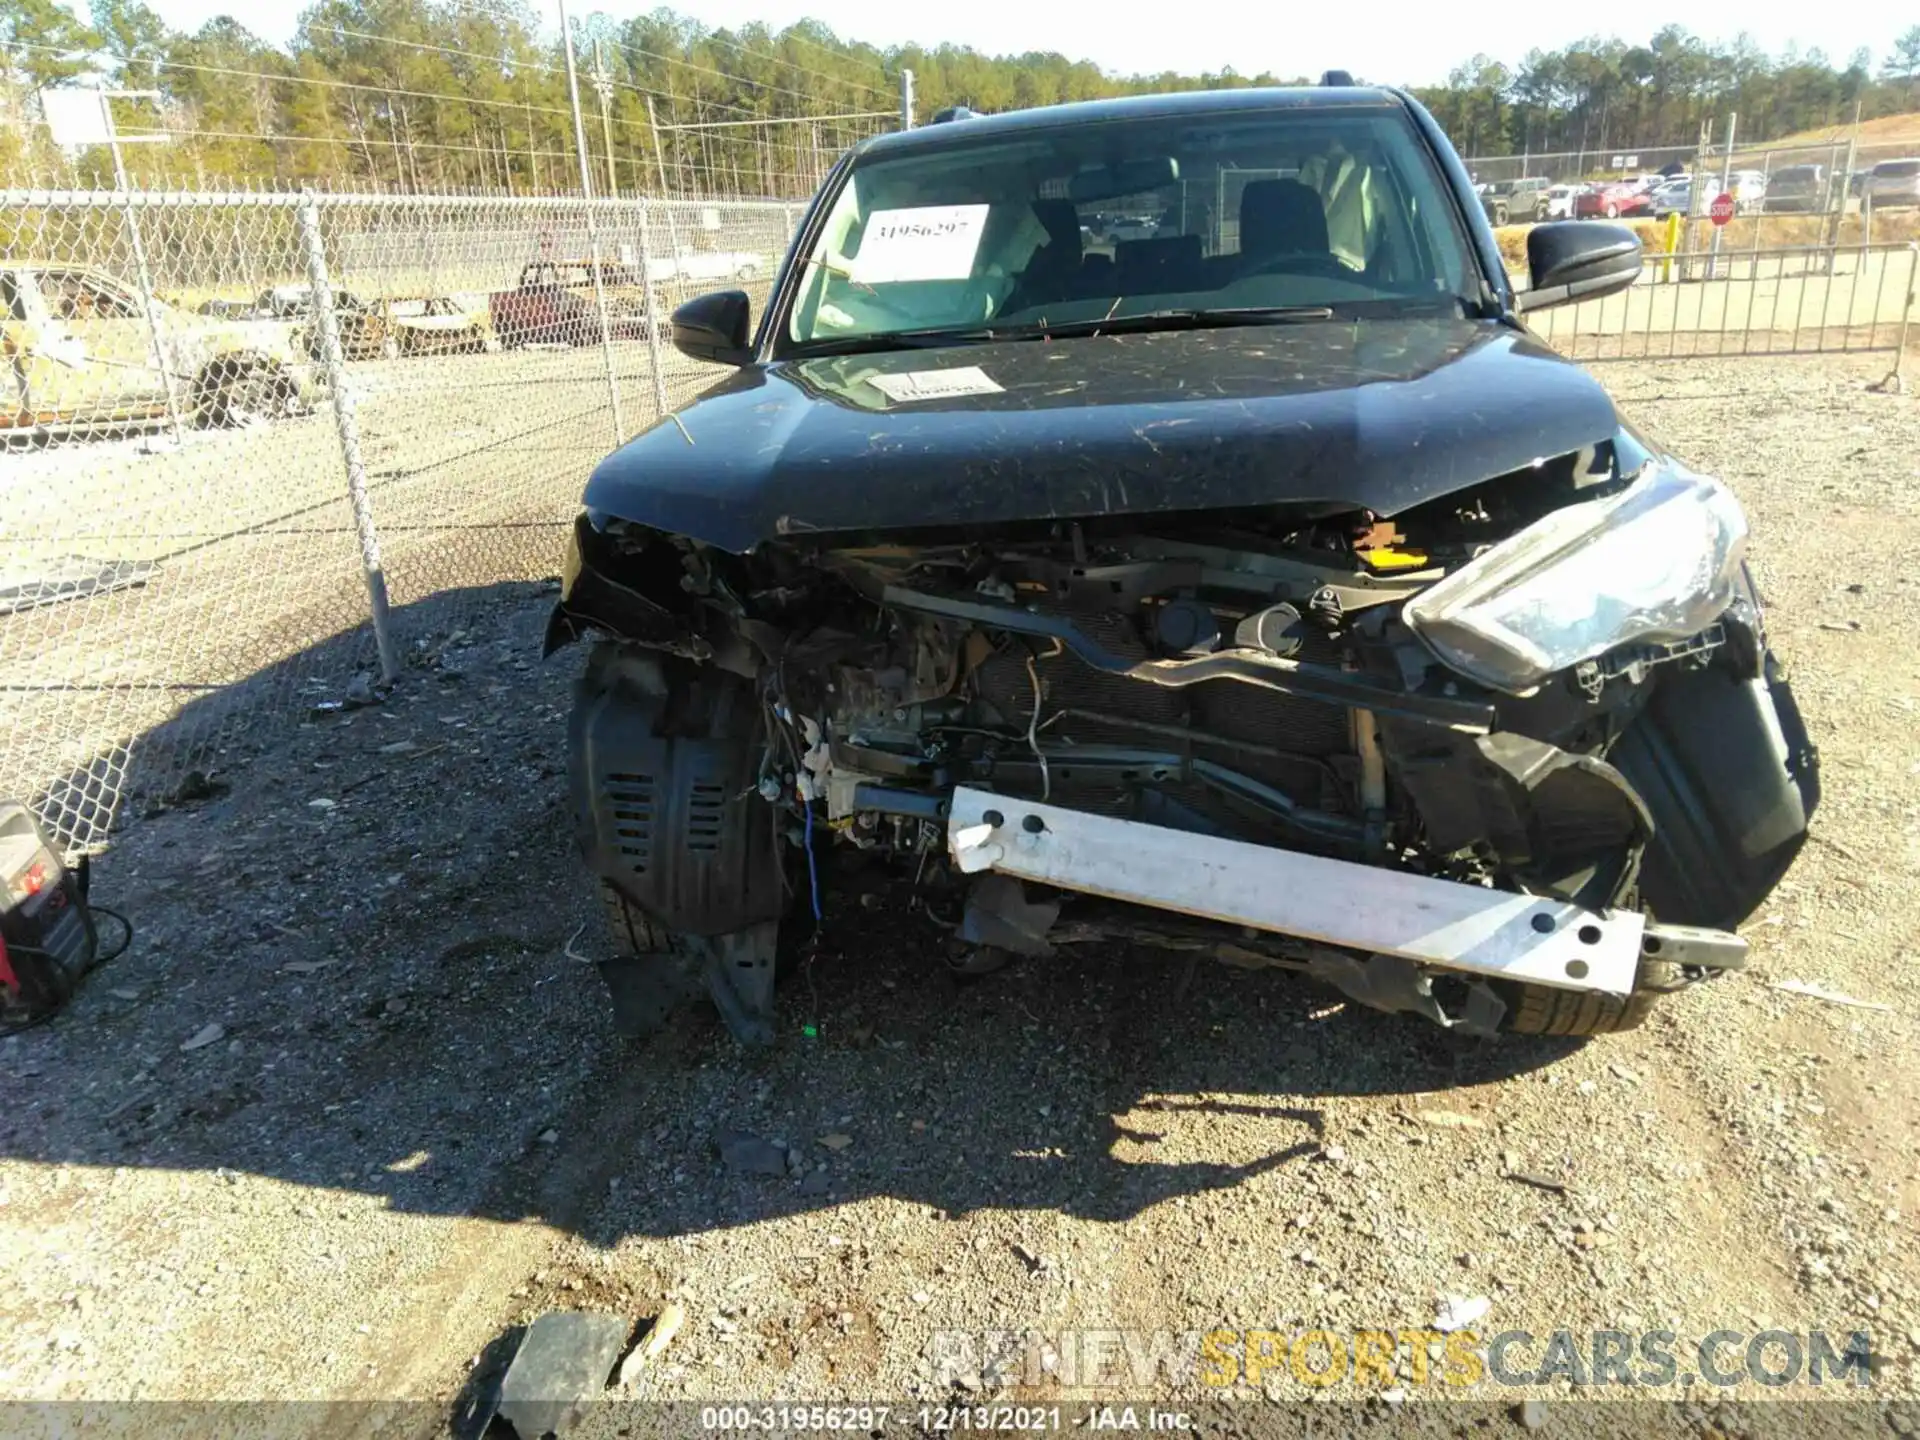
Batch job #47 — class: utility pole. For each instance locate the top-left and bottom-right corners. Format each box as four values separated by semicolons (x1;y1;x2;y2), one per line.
82;88;184;442
646;94;669;195
900;68;915;131
1829;98;1862;269
591;37;617;199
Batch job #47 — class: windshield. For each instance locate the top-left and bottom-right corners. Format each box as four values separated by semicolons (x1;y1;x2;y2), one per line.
782;104;1479;352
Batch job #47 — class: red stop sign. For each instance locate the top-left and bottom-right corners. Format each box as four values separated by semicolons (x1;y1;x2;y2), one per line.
1709;192;1735;226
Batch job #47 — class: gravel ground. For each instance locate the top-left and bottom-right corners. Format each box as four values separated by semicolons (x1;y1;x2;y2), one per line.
1;352;1918;1430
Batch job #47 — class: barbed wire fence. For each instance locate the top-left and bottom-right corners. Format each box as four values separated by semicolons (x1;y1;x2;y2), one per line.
0;6;903;857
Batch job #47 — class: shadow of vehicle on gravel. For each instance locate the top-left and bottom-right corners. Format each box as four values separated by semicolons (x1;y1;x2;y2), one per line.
0;582;1583;1249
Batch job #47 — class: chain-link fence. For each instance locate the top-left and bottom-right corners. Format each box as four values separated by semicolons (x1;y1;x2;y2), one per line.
1460;138;1920;187
0;184;793;854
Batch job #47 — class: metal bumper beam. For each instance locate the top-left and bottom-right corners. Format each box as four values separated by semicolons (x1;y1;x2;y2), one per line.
946;787;1645;995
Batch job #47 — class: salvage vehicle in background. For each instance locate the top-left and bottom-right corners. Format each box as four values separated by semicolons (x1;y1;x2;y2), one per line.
1865;159;1920;209
1574;178;1655;219
548;86;1816;1046
1648;178;1693;219
196;284;492;361
1543;184;1581;220
489;260;651;348
1;262;318;433
1728;170;1769;214
652;248;768;286
1480;176;1552;226
1762;164;1831;214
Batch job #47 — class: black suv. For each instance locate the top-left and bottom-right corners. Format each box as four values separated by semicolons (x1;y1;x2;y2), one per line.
548;86;1815;1046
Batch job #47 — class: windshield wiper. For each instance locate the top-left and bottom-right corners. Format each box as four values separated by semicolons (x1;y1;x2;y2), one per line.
785;305;1342;358
1000;306;1339;339
786;327;1001;358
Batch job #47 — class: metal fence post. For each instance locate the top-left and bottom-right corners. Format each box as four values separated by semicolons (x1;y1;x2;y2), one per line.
1873;243;1917;395
634;199;672;422
297;192;400;685
109;147;185;444
558;0;626;447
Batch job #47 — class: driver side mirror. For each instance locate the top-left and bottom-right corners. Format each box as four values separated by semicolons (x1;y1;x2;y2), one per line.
1514;222;1642;313
671;290;752;365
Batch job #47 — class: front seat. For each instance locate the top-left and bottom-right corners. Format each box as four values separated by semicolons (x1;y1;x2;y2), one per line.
1238;179;1332;272
1010;198;1085;305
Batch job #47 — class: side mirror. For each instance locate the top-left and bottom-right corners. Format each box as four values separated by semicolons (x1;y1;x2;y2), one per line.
670;290;752;365
1515;222;1641;313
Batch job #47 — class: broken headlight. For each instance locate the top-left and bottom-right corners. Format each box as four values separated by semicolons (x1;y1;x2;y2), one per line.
1403;460;1748;695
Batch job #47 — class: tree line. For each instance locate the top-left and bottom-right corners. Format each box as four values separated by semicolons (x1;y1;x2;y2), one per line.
3;2;1919;194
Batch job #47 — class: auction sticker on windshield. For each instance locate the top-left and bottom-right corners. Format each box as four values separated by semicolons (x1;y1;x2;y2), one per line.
850;204;990;283
867;366;1005;403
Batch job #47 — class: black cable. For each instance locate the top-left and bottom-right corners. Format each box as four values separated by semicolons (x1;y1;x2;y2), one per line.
0;900;136;1038
86;905;134;967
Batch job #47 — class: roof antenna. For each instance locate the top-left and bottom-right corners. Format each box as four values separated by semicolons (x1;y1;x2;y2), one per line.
1321;70;1355;86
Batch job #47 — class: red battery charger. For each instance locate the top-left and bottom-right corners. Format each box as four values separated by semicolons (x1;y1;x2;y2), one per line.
0;803;110;1032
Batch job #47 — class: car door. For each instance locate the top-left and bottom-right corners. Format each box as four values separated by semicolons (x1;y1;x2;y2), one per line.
0;270;31;429
16;267;169;424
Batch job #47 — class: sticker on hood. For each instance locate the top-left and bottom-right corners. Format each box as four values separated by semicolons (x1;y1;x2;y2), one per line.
849;204;989;284
866;366;1005;403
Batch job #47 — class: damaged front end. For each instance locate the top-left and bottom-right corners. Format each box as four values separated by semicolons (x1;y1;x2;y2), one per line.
550;440;1815;1043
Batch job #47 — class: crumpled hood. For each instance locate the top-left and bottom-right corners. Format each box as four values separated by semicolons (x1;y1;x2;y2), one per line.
583;317;1621;552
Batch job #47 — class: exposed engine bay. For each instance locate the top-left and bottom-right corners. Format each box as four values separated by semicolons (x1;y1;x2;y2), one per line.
552;446;1816;1045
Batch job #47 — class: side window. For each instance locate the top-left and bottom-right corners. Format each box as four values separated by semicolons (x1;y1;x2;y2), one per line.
0;272;24;321
38;272;140;320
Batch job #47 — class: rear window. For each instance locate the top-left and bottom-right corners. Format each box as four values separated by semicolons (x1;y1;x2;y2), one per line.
1873;160;1920;178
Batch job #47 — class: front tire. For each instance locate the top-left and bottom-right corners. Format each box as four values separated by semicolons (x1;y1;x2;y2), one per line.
1501;955;1680;1036
193;358;293;427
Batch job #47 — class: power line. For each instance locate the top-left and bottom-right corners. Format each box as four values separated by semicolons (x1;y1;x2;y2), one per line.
2;39;677;140
299;22;570;82
591;30;882;112
689;30;893;101
425;2;803;122
657;110;895;131
21;112;580;164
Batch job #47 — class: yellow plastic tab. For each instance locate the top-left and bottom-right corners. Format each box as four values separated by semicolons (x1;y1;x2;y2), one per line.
1360;547;1431;572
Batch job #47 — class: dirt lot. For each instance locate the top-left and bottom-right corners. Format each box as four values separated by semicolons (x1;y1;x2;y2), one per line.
1;352;1918;1429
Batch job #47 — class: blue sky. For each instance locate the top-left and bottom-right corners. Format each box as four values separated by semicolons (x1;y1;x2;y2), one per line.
133;0;1915;88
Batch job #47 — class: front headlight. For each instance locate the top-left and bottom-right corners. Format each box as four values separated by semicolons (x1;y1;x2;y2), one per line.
1402;459;1748;695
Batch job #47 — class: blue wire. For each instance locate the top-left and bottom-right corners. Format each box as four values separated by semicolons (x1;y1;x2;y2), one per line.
802;798;823;923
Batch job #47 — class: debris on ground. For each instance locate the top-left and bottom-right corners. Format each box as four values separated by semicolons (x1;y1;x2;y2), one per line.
1505;1171;1570;1195
1766;979;1893;1012
1415;1109;1485;1130
178;1023;225;1052
1433;1295;1490;1333
715;1130;790;1176
493;1310;631;1439
616;1302;686;1388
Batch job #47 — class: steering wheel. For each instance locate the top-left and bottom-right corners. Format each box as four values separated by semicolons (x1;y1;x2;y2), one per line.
835;285;929;325
1241;252;1356;283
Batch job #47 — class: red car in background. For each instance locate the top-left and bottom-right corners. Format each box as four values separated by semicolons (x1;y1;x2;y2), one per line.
1574;179;1656;220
